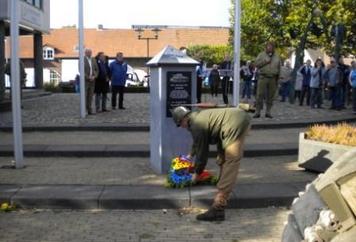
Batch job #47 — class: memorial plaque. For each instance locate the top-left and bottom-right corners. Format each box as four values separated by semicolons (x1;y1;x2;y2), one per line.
166;72;192;117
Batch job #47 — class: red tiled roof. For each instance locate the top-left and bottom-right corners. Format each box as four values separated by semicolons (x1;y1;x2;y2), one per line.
15;27;229;58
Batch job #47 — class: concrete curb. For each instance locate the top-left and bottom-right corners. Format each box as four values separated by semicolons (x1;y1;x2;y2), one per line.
0;182;306;209
0;116;355;131
0;143;297;157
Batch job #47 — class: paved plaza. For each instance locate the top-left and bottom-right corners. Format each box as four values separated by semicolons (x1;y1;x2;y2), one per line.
0;92;354;127
0;91;355;241
0;208;288;242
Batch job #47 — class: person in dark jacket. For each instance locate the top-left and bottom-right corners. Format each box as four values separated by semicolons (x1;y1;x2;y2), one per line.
110;52;128;110
196;60;204;103
209;64;220;97
299;59;312;106
220;54;232;104
172;106;251;221
94;52;110;112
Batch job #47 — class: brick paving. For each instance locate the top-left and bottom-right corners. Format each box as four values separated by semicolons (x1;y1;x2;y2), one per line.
0;208;289;242
0;92;354;127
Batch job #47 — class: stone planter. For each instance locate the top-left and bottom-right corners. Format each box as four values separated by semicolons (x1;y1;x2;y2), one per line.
298;132;354;173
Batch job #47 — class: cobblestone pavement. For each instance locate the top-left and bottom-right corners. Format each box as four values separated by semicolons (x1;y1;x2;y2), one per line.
0;156;315;185
0;93;353;126
0;208;289;242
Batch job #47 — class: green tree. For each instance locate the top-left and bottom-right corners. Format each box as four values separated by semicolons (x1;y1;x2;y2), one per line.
186;45;232;67
230;0;355;59
230;0;355;103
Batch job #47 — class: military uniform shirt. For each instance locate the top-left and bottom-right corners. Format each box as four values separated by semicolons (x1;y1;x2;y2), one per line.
188;108;251;174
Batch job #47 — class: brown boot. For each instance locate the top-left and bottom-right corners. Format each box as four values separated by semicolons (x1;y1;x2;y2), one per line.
196;191;228;221
196;207;225;221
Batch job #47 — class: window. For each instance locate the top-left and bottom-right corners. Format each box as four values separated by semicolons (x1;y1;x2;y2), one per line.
43;47;54;60
34;0;42;8
23;0;42;9
49;70;60;85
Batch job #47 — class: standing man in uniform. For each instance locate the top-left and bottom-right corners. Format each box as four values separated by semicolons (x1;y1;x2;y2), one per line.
172;106;251;221
84;48;99;115
254;42;281;118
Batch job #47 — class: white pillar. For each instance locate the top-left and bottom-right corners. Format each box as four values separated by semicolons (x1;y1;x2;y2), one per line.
78;0;86;118
10;0;24;168
233;0;241;106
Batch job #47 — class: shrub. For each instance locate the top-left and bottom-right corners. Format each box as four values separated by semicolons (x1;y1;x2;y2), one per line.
43;82;61;93
306;123;356;146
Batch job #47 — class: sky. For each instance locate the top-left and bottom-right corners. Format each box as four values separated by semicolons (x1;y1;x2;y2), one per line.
50;0;231;29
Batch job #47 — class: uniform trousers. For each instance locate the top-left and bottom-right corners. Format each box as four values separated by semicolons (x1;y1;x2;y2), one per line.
213;126;249;209
255;76;277;115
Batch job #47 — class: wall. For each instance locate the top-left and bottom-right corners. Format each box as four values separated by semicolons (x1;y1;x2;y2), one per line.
61;59;78;82
0;0;50;33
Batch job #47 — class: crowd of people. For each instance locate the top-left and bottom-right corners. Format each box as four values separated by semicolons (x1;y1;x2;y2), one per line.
197;42;356;117
82;49;128;115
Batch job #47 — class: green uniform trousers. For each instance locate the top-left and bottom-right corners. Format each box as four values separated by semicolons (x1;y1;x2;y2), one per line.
213;126;250;209
255;76;278;115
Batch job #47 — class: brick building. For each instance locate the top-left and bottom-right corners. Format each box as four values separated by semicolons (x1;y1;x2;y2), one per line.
5;26;229;87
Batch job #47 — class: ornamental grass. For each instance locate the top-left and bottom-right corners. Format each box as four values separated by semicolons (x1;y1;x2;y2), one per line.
305;123;356;146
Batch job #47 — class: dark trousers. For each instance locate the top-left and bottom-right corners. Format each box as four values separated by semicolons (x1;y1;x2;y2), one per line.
300;85;310;106
197;77;202;103
279;81;290;102
329;84;344;109
242;79;252;99
221;76;229;104
310;88;322;108
352;88;356;112
210;83;219;97
95;92;107;111
295;90;301;102
111;85;125;108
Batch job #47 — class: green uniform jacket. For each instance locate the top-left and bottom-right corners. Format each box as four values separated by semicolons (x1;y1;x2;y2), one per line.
188;108;251;174
255;51;281;79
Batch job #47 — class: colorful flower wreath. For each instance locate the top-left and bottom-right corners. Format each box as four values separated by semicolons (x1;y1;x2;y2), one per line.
166;156;218;188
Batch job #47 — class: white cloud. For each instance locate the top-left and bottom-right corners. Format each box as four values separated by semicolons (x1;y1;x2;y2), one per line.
50;0;231;29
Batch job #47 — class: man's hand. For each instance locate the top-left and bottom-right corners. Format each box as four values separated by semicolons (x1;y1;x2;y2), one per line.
186;154;193;160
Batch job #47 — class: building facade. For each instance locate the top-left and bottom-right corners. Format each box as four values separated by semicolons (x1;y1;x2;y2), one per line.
0;0;50;96
9;26;229;87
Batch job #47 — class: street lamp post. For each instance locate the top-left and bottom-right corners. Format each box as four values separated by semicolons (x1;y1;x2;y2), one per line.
134;27;161;61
